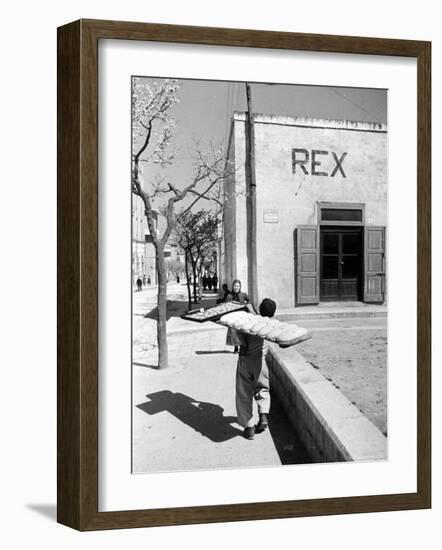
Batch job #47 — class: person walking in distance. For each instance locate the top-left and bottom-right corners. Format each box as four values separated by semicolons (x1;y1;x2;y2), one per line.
136;277;142;292
235;298;276;440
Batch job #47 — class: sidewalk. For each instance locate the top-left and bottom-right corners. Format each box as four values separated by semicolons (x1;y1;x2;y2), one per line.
132;288;221;359
132;326;312;473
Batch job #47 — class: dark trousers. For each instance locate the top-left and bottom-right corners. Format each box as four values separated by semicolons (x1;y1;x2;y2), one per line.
235;355;270;428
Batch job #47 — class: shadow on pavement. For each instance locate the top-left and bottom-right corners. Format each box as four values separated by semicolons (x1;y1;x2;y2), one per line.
267;393;313;465
144;298;189;321
133;362;159;369
195;350;232;355
144;293;220;321
137;390;242;443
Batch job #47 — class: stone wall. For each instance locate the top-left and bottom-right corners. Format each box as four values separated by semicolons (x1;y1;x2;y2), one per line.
266;344;387;463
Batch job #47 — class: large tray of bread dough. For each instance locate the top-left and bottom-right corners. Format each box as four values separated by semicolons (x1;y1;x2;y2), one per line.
181;301;248;323
217;311;311;348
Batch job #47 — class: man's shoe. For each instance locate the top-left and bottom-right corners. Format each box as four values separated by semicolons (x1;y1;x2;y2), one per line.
256;413;268;434
243;427;255;440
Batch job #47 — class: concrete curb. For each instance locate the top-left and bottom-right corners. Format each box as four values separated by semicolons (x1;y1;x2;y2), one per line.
267;344;387;463
276;310;387;321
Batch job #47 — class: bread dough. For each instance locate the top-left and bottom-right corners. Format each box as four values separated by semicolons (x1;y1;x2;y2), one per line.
256;319;281;337
230;312;251;329
217;311;311;348
266;325;291;341
275;327;309;345
248;319;268;333
218;311;245;325
234;314;258;332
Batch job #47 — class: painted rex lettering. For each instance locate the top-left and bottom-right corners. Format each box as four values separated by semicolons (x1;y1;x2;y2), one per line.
292;148;347;177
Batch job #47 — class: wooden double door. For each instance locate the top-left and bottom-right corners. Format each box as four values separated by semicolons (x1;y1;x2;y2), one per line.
296;225;385;305
320;227;363;301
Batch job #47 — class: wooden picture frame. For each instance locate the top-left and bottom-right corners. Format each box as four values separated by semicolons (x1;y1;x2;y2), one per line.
57;19;431;531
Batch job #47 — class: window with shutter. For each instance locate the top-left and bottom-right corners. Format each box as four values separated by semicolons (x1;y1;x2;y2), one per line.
296;226;319;305
364;226;386;303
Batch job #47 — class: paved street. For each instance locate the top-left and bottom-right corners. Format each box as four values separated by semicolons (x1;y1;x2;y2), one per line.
132;284;312;473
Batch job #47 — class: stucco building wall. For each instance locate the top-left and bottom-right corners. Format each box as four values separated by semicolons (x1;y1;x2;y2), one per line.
224;113;387;307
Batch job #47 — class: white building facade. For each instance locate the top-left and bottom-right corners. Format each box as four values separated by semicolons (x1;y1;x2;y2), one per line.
223;112;387;308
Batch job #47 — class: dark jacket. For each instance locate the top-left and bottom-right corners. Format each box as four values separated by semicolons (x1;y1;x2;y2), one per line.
227;291;249;304
216;289;231;304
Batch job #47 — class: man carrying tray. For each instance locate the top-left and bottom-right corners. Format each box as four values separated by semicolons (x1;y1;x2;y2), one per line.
235;298;277;440
181;297;310;439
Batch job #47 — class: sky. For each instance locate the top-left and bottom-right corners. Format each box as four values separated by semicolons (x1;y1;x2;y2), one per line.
134;77;387;212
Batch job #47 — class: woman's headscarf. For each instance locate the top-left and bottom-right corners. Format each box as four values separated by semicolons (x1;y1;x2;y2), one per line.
231;279;242;299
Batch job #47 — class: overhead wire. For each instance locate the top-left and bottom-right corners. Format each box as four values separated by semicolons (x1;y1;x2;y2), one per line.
329;87;371;116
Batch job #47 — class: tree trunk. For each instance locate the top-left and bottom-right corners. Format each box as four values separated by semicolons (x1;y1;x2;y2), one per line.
197;257;203;300
185;250;192;311
156;245;168;369
191;259;198;303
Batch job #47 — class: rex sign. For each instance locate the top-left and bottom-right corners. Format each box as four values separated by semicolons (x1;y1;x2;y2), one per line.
292;148;347;178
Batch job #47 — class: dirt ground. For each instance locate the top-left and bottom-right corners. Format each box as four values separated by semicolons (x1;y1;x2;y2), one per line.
295;319;387;435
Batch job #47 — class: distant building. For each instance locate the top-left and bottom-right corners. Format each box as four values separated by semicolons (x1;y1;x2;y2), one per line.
132;195;158;287
223;112;387;307
132;193;188;286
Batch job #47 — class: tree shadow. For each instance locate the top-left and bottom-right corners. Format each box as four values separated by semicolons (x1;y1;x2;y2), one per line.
144;294;220;321
195;350;232;355
133;362;160;369
144;298;189;321
136;390;242;443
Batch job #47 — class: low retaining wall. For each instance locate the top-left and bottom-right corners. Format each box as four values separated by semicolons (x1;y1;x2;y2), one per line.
276;309;387;322
267;344;387;463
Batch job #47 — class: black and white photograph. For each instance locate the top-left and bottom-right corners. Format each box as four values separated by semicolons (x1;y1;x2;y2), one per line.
2;0;436;541
131;76;388;474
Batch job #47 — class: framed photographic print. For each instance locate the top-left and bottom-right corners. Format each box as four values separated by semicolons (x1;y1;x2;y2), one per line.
57;19;431;530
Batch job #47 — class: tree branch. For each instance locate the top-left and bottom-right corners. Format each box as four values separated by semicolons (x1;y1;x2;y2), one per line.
181;173;225;216
134;118;153;163
188;187;223;208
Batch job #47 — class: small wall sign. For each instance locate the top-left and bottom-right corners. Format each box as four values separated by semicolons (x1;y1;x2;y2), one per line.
263;211;279;223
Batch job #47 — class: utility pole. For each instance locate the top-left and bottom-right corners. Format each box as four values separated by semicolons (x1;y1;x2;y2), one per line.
244;83;258;309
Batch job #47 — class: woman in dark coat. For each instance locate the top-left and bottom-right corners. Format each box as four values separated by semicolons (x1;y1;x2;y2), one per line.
227;279;249;304
216;283;231;304
225;279;249;353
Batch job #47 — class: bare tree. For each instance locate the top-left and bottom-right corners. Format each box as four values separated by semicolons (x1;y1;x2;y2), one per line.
175;211;219;307
175;210;205;310
131;77;230;369
193;214;219;294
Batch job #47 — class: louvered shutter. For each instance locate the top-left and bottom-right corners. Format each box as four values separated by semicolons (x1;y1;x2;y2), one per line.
296;226;319;305
364;226;385;303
